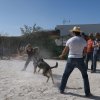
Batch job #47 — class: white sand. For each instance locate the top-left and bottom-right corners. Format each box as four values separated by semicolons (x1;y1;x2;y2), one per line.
0;59;100;100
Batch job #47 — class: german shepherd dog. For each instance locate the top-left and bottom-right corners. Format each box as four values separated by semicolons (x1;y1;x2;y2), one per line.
36;58;58;84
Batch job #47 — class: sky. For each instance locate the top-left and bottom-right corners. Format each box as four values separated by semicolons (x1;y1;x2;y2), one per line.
0;0;100;36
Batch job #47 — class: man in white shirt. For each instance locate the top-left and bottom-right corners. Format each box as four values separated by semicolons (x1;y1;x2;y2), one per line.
59;26;91;97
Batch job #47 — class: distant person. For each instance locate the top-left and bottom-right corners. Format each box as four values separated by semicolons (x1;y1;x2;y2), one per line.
81;32;89;41
81;32;89;59
92;32;100;73
59;26;91;97
85;33;94;71
22;43;34;71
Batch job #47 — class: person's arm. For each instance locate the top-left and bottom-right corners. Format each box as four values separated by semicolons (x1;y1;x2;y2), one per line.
98;42;100;47
23;46;28;54
93;41;100;48
83;46;87;57
93;43;98;48
59;46;69;59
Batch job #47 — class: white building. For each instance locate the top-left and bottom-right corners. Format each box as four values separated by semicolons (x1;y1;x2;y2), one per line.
55;24;100;36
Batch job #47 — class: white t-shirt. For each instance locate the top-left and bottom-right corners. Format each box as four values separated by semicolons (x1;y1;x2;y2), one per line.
66;36;87;58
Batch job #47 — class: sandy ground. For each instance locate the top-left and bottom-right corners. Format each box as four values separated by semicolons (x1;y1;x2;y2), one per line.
0;58;100;100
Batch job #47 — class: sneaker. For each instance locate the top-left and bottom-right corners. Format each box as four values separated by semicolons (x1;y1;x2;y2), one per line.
59;90;65;94
85;93;93;97
91;70;96;73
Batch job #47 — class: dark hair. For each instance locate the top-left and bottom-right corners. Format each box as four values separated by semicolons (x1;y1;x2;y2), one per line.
88;33;94;39
73;32;81;36
95;32;100;36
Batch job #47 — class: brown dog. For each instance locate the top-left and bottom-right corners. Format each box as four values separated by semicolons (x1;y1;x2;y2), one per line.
37;58;58;84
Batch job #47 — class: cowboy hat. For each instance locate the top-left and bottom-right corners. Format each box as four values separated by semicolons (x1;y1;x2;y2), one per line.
70;26;81;32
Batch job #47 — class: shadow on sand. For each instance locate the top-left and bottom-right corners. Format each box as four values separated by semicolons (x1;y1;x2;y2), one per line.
54;80;82;90
53;76;100;100
88;69;100;73
53;73;62;80
63;92;100;100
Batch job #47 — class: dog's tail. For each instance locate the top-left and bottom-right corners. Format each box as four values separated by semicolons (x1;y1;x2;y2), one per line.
50;62;58;69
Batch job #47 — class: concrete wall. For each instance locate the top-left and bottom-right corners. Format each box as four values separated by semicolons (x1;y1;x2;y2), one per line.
55;24;100;36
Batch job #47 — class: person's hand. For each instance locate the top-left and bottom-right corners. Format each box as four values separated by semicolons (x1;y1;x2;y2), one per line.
59;54;64;60
96;43;100;47
98;42;100;47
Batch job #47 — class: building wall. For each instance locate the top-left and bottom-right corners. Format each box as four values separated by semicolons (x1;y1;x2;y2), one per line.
55;24;100;36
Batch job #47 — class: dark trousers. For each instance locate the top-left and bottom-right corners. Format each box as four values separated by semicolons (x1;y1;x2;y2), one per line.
59;58;90;95
93;50;100;72
85;52;93;70
23;56;33;70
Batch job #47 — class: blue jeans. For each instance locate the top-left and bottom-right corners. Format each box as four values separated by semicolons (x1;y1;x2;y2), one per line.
93;50;100;72
59;58;90;95
85;52;93;70
23;56;33;70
